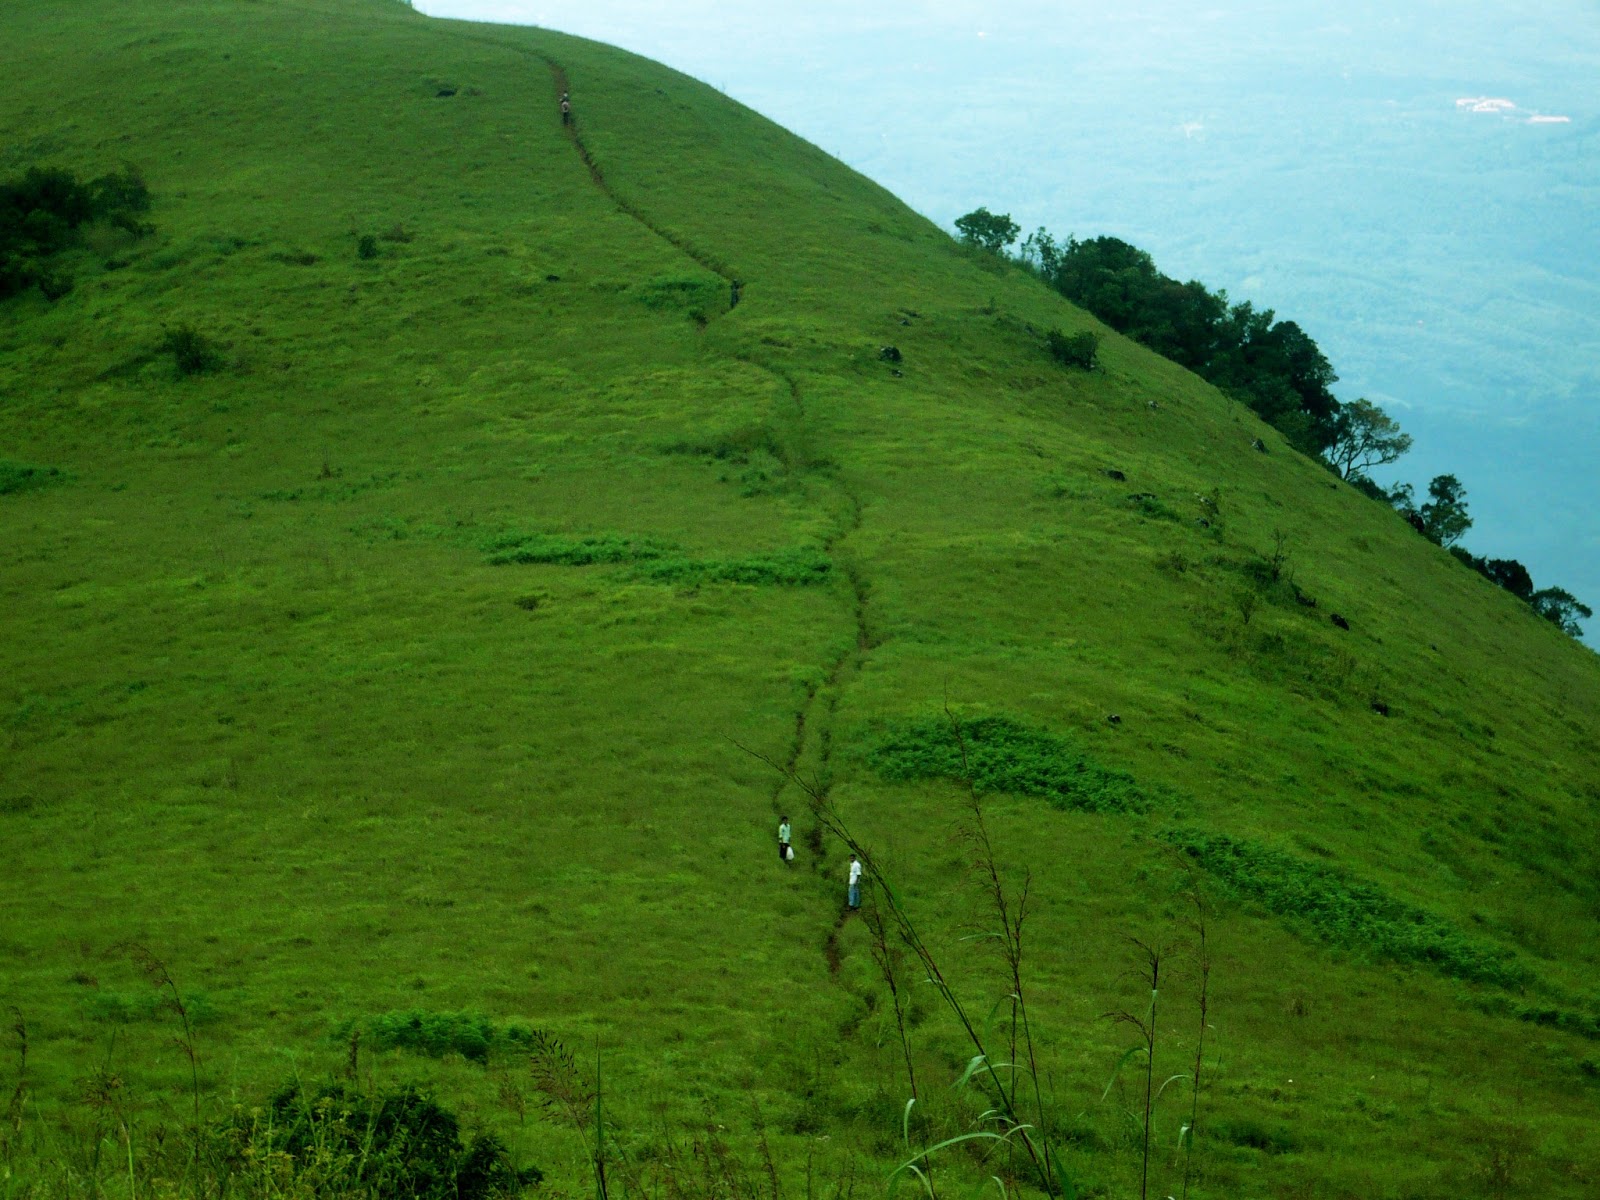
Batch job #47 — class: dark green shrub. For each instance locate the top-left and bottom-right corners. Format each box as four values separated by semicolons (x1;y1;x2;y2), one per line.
357;233;380;259
1163;829;1527;987
636;546;831;587
332;1009;529;1062
868;715;1148;815
0;460;66;496
483;531;670;567
1;164;152;299
160;324;224;376
1213;1117;1298;1154
1046;328;1100;370
226;1082;540;1199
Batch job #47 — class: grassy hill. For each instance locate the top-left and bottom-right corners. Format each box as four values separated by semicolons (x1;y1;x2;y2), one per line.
3;2;1598;1196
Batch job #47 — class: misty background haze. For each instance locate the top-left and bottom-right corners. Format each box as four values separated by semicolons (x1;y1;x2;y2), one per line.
418;0;1599;640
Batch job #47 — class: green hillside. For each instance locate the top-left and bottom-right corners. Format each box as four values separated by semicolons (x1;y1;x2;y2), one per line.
3;2;1598;1196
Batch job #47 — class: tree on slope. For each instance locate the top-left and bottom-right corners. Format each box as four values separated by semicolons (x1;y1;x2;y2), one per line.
1531;587;1592;637
954;207;1020;254
1327;398;1413;481
1420;474;1472;547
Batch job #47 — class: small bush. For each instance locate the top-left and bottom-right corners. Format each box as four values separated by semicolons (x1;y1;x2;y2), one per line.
357;233;380;259
1046;328;1100;370
224;1082;540;1200
1128;493;1181;522
868;714;1149;815
0;460;66;496
160;324;224;376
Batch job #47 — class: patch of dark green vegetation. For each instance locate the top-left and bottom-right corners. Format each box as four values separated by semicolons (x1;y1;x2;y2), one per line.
331;1009;538;1064
1127;493;1182;522
868;715;1149;815
635;546;831;587
225;1082;540;1199
1466;993;1600;1041
1164;829;1527;987
159;323;225;376
635;273;723;324
662;424;784;463
483;531;671;567
662;424;794;496
1212;1118;1300;1156
1;165;152;300
0;459;67;496
485;531;831;585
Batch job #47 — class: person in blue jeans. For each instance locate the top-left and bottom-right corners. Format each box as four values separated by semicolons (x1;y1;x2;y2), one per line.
848;855;863;909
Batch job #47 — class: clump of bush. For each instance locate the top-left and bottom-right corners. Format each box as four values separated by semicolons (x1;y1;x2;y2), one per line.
1163;829;1527;987
0;460;66;496
483;531;670;567
357;233;380;259
1046;328;1099;370
332;1009;539;1063
1;164;152;300
223;1082;540;1200
160;323;225;376
636;546;832;587
484;530;832;586
868;714;1149;815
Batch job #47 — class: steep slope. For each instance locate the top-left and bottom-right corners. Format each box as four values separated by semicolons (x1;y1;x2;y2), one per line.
2;2;1597;1196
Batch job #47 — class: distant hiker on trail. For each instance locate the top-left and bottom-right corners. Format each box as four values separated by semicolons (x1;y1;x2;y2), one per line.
560;91;571;126
847;855;863;909
778;815;793;863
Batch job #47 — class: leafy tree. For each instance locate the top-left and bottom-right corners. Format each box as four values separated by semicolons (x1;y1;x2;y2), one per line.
1483;557;1536;601
1530;587;1592;637
1327;398;1413;480
1419;474;1471;547
954;207;1020;254
1450;548;1536;601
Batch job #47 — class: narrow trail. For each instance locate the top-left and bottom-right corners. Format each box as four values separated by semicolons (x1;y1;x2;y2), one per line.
540;57;741;323
446;25;877;976
436;29;742;321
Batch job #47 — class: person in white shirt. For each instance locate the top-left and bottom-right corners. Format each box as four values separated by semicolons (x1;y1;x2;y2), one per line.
778;816;792;863
848;855;863;909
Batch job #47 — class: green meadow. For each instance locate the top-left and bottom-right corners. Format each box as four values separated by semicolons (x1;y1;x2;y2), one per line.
3;1;1599;1196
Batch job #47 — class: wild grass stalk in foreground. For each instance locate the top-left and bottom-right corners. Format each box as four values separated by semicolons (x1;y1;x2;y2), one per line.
738;710;1073;1199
